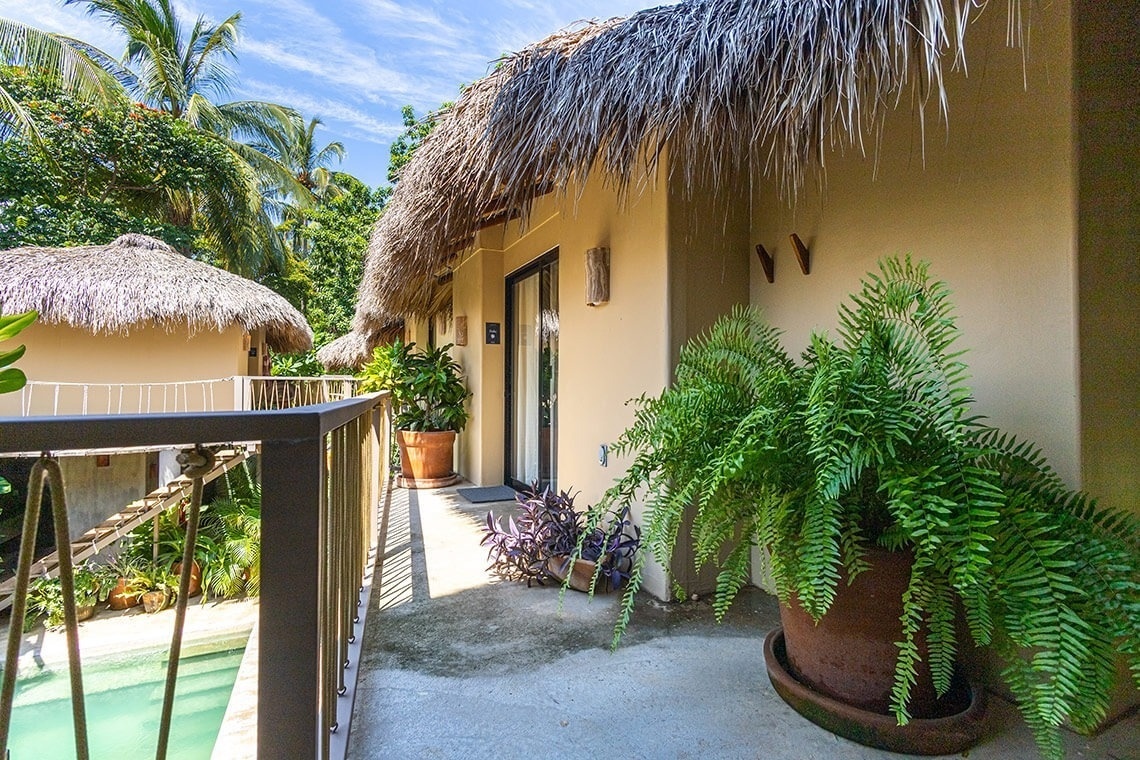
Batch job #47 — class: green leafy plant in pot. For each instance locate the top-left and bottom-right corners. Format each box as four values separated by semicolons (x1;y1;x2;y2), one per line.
584;257;1139;759
26;562;104;630
481;485;640;592
360;339;471;486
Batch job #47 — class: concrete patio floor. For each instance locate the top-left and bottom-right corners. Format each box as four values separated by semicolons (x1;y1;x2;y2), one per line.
347;483;1139;760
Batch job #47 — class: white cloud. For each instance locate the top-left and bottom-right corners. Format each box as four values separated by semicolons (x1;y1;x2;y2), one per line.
0;0;126;55
239;79;403;143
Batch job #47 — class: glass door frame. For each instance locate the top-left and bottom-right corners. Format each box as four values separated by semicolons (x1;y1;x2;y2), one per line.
504;248;559;492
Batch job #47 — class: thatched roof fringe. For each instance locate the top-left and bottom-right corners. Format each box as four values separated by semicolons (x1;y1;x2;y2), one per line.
0;233;313;353
352;0;1024;326
316;322;403;371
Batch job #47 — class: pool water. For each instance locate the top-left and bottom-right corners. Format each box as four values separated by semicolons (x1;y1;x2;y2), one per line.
5;643;245;760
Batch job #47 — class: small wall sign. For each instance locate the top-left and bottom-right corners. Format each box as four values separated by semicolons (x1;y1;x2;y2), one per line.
485;322;501;344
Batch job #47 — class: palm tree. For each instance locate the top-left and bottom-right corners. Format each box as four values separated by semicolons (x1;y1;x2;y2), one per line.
251;116;347;256
0;17;127;142
63;0;308;275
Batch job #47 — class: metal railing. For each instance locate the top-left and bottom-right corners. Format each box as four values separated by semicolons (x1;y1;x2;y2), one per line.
9;376;361;417
0;392;389;759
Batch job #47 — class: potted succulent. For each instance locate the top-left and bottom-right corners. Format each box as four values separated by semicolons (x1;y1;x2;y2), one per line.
584;257;1139;759
482;485;640;592
360;339;471;487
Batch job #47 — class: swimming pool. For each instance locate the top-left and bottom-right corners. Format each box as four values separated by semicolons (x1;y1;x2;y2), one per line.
5;641;245;760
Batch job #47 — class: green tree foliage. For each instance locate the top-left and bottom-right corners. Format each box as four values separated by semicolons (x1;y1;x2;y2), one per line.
269;174;382;375
0;68;244;252
62;0;309;274
386;104;441;186
0;17;126;143
254;115;346;257
301;174;384;343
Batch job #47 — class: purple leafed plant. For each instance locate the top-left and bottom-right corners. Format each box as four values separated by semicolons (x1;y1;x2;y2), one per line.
481;484;640;590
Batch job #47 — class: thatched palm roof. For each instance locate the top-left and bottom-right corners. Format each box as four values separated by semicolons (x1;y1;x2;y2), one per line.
316;324;401;371
353;0;1016;329
0;233;313;353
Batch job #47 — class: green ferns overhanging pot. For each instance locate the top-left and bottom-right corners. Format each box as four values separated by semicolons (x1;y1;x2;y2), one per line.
582;256;1139;760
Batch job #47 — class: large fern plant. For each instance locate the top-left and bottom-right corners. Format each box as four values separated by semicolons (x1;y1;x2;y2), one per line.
583;257;1139;759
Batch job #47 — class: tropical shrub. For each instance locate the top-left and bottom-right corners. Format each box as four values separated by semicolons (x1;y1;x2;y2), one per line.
482;485;640;590
584;256;1140;759
122;461;261;600
26;562;104;629
360;339;470;432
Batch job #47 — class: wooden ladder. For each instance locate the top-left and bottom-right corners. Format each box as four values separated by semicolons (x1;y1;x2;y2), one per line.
0;447;252;611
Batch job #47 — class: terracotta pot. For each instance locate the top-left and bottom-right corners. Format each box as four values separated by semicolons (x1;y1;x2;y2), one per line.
396;430;456;483
141;590;169;614
76;604;96;622
546;556;612;593
778;548;963;718
173;560;202;598
107;577;142;610
765;628;985;755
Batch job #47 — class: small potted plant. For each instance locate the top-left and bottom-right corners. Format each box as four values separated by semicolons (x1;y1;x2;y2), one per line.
26;562;104;629
98;554;146;610
482;485;640;592
360;339;471;487
135;564;178;614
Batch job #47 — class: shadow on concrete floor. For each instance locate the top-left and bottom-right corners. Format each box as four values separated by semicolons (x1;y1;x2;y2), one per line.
347;484;1139;760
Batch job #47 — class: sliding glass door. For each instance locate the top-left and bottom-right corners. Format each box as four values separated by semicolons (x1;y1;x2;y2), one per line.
505;251;558;491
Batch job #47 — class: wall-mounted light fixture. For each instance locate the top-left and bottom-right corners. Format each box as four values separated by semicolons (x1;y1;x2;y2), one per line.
242;332;252;351
454;315;468;346
586;246;610;306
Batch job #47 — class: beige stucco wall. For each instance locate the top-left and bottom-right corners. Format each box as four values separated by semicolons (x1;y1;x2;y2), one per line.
667;160;752;594
1074;0;1140;520
749;2;1080;494
451;171;674;597
2;321;251;415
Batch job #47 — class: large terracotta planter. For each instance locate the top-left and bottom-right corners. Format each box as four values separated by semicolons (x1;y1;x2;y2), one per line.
396;430;459;488
765;548;984;754
173;560;202;598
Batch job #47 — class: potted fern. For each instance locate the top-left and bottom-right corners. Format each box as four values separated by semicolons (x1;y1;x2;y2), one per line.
360;339;471;487
583;257;1139;759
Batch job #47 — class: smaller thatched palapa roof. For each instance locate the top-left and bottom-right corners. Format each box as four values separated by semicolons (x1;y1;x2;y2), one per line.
317;327;396;371
351;0;1023;328
0;233;313;353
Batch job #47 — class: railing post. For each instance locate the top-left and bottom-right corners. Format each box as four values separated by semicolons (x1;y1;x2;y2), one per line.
259;434;326;758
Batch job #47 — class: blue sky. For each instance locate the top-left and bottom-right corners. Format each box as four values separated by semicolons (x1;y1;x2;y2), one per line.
3;0;671;188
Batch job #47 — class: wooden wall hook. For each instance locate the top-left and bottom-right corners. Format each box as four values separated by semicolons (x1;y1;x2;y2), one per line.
755;244;774;283
789;233;811;275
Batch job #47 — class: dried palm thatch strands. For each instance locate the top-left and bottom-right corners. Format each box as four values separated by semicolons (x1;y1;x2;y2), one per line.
352;21;618;329
353;0;1024;327
0;233;313;353
317;324;401;371
485;0;1016;212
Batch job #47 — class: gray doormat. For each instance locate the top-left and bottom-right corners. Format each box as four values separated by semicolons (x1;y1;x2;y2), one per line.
455;485;518;503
